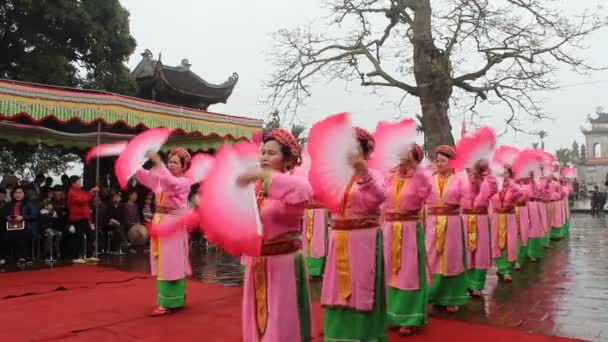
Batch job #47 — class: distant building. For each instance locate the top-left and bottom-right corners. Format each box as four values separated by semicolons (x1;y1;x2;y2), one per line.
131;49;238;110
579;111;608;186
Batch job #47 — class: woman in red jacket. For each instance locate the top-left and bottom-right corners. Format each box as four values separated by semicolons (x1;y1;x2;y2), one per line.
67;176;98;263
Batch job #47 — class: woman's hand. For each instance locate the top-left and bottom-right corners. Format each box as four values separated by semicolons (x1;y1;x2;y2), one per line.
348;152;369;177
237;169;269;187
15;215;23;221
90;186;100;193
146;151;163;166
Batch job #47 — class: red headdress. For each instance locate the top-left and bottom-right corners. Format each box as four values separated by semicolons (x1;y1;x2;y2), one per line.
355;127;375;147
169;147;192;171
410;144;424;163
263;128;302;169
435;145;455;159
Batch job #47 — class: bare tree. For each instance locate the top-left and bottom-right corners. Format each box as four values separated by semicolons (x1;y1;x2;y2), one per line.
266;0;607;153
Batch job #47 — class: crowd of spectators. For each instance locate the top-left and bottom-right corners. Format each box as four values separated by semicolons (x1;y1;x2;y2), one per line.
0;171;207;269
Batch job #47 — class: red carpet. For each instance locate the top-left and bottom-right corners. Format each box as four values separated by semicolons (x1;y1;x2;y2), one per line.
0;265;148;299
0;266;583;341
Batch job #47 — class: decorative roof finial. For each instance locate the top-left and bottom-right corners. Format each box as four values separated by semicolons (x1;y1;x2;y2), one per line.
142;49;153;59
180;59;191;70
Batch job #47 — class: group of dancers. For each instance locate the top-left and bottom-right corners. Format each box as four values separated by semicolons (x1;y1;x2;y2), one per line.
93;113;572;341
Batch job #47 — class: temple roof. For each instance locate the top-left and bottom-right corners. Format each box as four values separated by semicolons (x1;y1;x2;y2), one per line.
589;112;608;124
131;50;238;107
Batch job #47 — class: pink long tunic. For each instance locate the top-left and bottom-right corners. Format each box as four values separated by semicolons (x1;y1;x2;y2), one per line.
527;181;545;239
135;166;193;281
460;174;498;270
242;172;312;342
321;171;387;311
425;172;467;276
490;181;522;262
549;180;563;228
538;178;551;235
382;168;431;290
516;180;533;246
562;184;572;223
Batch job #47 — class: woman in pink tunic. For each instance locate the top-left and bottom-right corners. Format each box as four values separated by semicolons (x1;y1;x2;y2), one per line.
527;176;548;261
490;166;522;282
135;148;194;316
382;144;431;336
321;127;388;341
539;173;553;247
461;161;497;297
549;176;566;240
515;176;533;270
425;145;468;313
238;129;313;342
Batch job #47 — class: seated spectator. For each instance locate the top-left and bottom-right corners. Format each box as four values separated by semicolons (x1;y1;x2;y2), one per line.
40;199;61;260
52;186;71;260
102;191;130;252
125;191;141;227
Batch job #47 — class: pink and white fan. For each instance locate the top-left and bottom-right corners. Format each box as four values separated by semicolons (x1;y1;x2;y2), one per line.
513;149;544;180
369;118;416;173
307;113;358;213
198;142;263;257
562;167;577;179
85;142;127;163
185;153;214;184
450;126;496;171
293;148;311;179
493;145;519;166
252;131;263;146
115;128;173;190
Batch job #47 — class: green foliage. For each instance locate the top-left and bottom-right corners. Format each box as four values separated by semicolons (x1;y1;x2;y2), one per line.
555;148;573;167
0;0;136;95
571;140;580;162
0;144;81;181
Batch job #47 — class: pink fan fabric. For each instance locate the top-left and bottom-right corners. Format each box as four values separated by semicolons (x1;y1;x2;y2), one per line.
293;149;310;179
513;149;544;180
252;130;263;146
85;142;127;163
493;146;520;166
198;143;263;256
562;167;577;178
369;119;417;173
115;128;172;189
450;126;496;171
307;113;358;213
185;153;214;183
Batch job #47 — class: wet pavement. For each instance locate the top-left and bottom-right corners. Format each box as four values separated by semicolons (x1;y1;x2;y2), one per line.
2;213;607;341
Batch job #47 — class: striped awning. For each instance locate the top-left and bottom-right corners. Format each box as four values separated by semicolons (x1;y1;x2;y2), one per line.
0;79;262;141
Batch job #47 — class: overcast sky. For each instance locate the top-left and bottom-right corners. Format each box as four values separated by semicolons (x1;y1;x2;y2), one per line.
120;0;608;153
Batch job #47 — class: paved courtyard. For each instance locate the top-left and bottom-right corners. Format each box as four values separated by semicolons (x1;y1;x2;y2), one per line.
3;213;607;341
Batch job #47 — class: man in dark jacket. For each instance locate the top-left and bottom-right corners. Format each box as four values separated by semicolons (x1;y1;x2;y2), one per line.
102;192;129;252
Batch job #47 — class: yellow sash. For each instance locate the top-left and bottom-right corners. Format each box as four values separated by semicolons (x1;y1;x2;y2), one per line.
336;177;358;300
498;213;507;250
435;175;452;254
467;215;477;252
253;257;268;336
253;180;268;337
390;177;409;283
305;209;314;252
